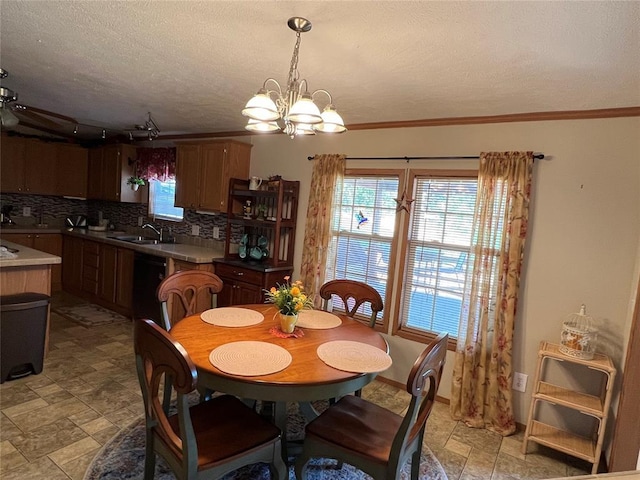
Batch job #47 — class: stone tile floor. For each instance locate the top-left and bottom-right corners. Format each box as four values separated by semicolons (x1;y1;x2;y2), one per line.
0;294;593;479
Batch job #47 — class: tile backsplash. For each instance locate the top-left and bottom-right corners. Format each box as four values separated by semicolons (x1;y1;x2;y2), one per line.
1;193;229;245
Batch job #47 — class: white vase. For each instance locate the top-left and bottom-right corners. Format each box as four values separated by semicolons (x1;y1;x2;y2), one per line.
131;184;139;191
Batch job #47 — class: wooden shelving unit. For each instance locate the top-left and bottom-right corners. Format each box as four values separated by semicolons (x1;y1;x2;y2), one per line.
522;341;616;474
214;177;299;307
223;177;299;267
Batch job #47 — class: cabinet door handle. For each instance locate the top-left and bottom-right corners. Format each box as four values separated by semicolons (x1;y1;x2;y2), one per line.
235;271;244;276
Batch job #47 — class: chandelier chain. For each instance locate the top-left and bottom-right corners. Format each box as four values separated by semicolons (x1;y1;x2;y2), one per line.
286;32;302;96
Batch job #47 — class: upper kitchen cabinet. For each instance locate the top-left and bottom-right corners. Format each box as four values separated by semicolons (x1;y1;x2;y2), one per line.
0;135;57;195
175;140;251;212
56;144;89;198
88;144;145;203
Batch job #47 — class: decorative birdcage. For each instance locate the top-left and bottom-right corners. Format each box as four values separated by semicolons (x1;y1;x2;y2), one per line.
559;304;597;360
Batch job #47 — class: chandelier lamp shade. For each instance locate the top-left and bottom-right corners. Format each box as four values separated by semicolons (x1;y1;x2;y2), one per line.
242;17;346;137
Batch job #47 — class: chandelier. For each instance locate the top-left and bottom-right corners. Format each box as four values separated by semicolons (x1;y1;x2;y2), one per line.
242;17;346;137
0;69;20;128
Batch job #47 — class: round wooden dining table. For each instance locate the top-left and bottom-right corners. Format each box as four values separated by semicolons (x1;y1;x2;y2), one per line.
170;303;389;460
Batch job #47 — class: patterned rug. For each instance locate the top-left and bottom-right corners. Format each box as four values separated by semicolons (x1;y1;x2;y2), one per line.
52;303;130;327
84;402;447;480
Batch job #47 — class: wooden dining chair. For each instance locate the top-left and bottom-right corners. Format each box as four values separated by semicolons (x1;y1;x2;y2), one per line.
319;279;384;328
156;270;223;331
295;332;448;480
320;279;385;398
134;318;287;480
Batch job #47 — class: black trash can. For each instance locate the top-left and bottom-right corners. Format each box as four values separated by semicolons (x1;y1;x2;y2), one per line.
0;292;50;383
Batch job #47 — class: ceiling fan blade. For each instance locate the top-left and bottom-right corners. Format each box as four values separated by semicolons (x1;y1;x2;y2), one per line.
16;109;62;128
15;104;78;124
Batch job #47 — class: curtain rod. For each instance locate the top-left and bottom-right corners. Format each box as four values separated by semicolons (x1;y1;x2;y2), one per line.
306;153;545;162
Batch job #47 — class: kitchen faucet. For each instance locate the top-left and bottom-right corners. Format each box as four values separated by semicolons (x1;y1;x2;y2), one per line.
142;223;164;242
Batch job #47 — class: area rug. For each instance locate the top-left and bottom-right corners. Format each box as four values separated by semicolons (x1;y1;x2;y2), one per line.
84;402;447;480
52;303;130;327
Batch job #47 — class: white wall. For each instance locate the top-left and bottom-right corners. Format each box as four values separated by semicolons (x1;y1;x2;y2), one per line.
245;117;640;430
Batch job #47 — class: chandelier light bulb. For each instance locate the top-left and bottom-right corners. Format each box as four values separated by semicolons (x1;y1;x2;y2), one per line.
314;105;347;134
287;93;322;125
245;118;281;133
242;90;279;121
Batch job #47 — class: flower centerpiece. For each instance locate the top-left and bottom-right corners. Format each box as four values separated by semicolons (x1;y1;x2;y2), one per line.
265;276;313;333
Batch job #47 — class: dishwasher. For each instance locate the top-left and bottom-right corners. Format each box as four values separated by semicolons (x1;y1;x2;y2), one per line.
133;252;166;324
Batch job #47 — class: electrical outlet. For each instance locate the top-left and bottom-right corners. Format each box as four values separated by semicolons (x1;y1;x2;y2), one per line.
138;216;144;226
191;225;200;236
512;372;528;392
23;206;31;216
213;226;220;239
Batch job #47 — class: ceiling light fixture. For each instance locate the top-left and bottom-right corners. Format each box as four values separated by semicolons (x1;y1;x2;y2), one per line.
242;17;346;138
128;112;160;140
0;68;20;128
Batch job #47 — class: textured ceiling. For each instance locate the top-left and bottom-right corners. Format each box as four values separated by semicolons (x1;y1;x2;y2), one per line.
1;1;639;139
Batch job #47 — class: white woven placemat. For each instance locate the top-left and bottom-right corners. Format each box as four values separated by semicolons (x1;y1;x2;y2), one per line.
209;341;292;376
200;308;264;327
297;310;342;329
317;340;392;373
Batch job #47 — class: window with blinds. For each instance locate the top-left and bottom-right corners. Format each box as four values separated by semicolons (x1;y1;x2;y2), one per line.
325;173;401;327
149;179;184;221
398;174;477;338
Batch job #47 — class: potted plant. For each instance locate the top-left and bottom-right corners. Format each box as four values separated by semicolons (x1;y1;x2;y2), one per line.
264;276;313;333
127;176;145;191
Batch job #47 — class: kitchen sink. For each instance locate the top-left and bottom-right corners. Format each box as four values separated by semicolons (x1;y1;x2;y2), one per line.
108;235;160;245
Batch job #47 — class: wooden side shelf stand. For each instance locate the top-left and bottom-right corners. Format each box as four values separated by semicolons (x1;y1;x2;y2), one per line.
522;341;616;474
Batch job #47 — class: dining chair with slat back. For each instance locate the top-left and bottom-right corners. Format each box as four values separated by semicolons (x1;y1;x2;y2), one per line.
319;279;385;398
156;270;224;331
295;332;448;480
134;318;287;480
319;279;384;329
156;269;224;412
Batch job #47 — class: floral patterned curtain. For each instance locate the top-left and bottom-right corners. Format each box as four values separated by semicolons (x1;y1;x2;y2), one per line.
450;151;534;435
299;154;346;306
136;147;176;182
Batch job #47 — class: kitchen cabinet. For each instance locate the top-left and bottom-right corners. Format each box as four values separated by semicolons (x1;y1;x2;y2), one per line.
1;232;63;291
0;136;57;195
88;143;144;203
98;244;118;303
62;235;83;292
62;236;135;316
81;239;100;295
115;248;134;310
56;144;89;198
213;261;291;307
175;140;251;212
522;341;616;474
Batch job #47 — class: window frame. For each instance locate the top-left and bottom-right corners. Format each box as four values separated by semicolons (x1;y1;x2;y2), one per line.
325;168;405;333
391;169;478;349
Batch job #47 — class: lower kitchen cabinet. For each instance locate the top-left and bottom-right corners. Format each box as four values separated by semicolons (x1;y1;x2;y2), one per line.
116;248;134;310
62;235;83;292
213;260;291;307
62;236;134;316
1;232;63;291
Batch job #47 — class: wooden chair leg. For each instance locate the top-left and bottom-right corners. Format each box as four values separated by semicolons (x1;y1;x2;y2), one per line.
144;428;155;480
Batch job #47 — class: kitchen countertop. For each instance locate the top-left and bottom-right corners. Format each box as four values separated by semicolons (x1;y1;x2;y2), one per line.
62;228;224;264
0;239;62;268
